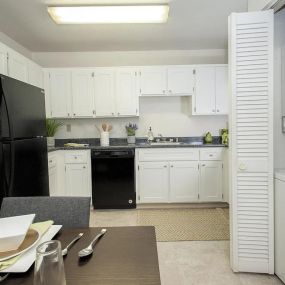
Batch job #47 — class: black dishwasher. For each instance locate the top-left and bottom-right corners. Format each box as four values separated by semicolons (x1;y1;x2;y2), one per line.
91;149;136;209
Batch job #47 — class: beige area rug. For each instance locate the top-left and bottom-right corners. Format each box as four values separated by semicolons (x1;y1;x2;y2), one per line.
137;208;230;242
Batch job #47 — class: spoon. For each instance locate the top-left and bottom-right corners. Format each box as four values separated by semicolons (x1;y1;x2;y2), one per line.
78;229;107;258
62;233;84;256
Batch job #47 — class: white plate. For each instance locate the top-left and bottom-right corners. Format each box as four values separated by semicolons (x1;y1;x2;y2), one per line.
0;229;40;262
0;225;62;273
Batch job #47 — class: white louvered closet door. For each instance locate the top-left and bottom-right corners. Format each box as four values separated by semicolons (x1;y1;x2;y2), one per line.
229;10;274;274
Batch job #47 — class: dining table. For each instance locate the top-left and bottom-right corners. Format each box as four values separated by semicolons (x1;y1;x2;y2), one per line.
1;226;161;285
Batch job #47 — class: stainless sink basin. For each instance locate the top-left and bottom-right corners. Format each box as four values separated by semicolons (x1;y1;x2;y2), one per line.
150;142;184;146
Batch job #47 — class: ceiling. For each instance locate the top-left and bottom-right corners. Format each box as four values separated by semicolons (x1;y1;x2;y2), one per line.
0;0;247;52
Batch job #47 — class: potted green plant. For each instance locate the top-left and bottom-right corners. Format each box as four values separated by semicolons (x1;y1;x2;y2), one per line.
46;119;63;147
125;123;138;144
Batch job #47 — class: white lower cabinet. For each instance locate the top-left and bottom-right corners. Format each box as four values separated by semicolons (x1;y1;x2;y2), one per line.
48;153;59;196
199;161;223;202
169;161;199;202
48;150;92;199
65;164;90;197
136;148;225;204
138;162;169;203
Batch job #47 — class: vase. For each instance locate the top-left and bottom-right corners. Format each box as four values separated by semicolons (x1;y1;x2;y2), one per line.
47;137;55;147
127;136;136;144
100;132;110;146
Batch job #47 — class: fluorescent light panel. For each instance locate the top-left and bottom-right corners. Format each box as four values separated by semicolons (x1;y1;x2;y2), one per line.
47;5;169;24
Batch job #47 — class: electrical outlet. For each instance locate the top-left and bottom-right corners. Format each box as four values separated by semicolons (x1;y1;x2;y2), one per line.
66;124;71;132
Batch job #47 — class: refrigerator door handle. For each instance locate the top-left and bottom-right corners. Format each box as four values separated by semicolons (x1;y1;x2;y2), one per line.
0;78;13;139
3;142;15;196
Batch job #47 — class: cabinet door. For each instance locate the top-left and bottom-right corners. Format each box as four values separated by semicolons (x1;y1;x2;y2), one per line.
116;68;139;116
49;70;72;118
139;67;167;96
94;68;116;117
65;164;91;197
0;43;8;76
167;66;194;95
193;66;216;115
138;162;169;203
169;161;199;202
215;66;228;114
7;49;28;83
71;69;94;117
199;161;223;201
48;165;58;196
28;60;43;88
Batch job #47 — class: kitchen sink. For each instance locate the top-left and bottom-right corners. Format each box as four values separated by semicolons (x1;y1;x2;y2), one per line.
150;142;184;146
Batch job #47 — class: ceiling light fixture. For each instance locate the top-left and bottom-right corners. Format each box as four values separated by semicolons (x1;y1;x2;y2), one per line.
47;5;169;24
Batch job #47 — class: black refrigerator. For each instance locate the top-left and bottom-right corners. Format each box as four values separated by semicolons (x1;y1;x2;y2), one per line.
0;74;49;205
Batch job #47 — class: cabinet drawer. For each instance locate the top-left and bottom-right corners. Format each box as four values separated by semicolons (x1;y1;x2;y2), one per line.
199;148;223;161
48;154;57;168
138;148;199;162
65;151;88;164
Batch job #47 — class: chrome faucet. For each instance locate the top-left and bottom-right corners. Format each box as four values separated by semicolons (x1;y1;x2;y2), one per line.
157;134;166;142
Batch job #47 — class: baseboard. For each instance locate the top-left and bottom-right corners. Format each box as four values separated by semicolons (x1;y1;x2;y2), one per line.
137;202;229;209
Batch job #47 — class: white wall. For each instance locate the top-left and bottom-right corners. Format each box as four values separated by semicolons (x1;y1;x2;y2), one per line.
0;31;32;60
55;97;228;139
274;8;285;168
35;49;228;139
32;49;227;67
248;0;277;11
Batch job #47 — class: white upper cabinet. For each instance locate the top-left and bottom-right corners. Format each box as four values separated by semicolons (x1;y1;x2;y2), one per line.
0;43;8;76
71;69;94;117
169;161;199;202
139;67;167;96
28;60;43;88
193;66;216;115
49;70;72;118
167;66;194;95
193;65;228;115
94;68;116;117
215;66;228;114
115;68;139;116
7;49;28;83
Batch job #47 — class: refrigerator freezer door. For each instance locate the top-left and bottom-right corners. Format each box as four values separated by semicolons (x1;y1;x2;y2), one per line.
2;138;49;198
0;75;46;140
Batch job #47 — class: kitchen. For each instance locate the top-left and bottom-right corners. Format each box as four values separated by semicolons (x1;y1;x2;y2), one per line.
0;0;285;285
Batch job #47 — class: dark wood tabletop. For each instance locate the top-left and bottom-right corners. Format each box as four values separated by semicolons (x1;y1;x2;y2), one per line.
2;226;161;285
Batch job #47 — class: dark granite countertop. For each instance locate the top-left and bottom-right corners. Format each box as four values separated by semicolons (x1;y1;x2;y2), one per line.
48;137;227;153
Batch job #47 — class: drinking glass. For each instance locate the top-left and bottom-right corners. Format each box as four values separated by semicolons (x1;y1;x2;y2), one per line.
34;240;66;285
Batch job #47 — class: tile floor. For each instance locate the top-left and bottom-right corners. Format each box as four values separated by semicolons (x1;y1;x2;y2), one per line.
90;209;284;285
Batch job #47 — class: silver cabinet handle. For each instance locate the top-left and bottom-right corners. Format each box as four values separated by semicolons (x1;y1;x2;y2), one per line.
170;165;173;168
49;160;52;163
118;112;120;116
112;112;114;116
74;157;77;159
209;154;213;157
217;109;220;113
164;165;167;168
169;90;172;93
163;90;166;94
212;110;215;113
83;166;86;169
74;113;76;116
202;164;206;167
